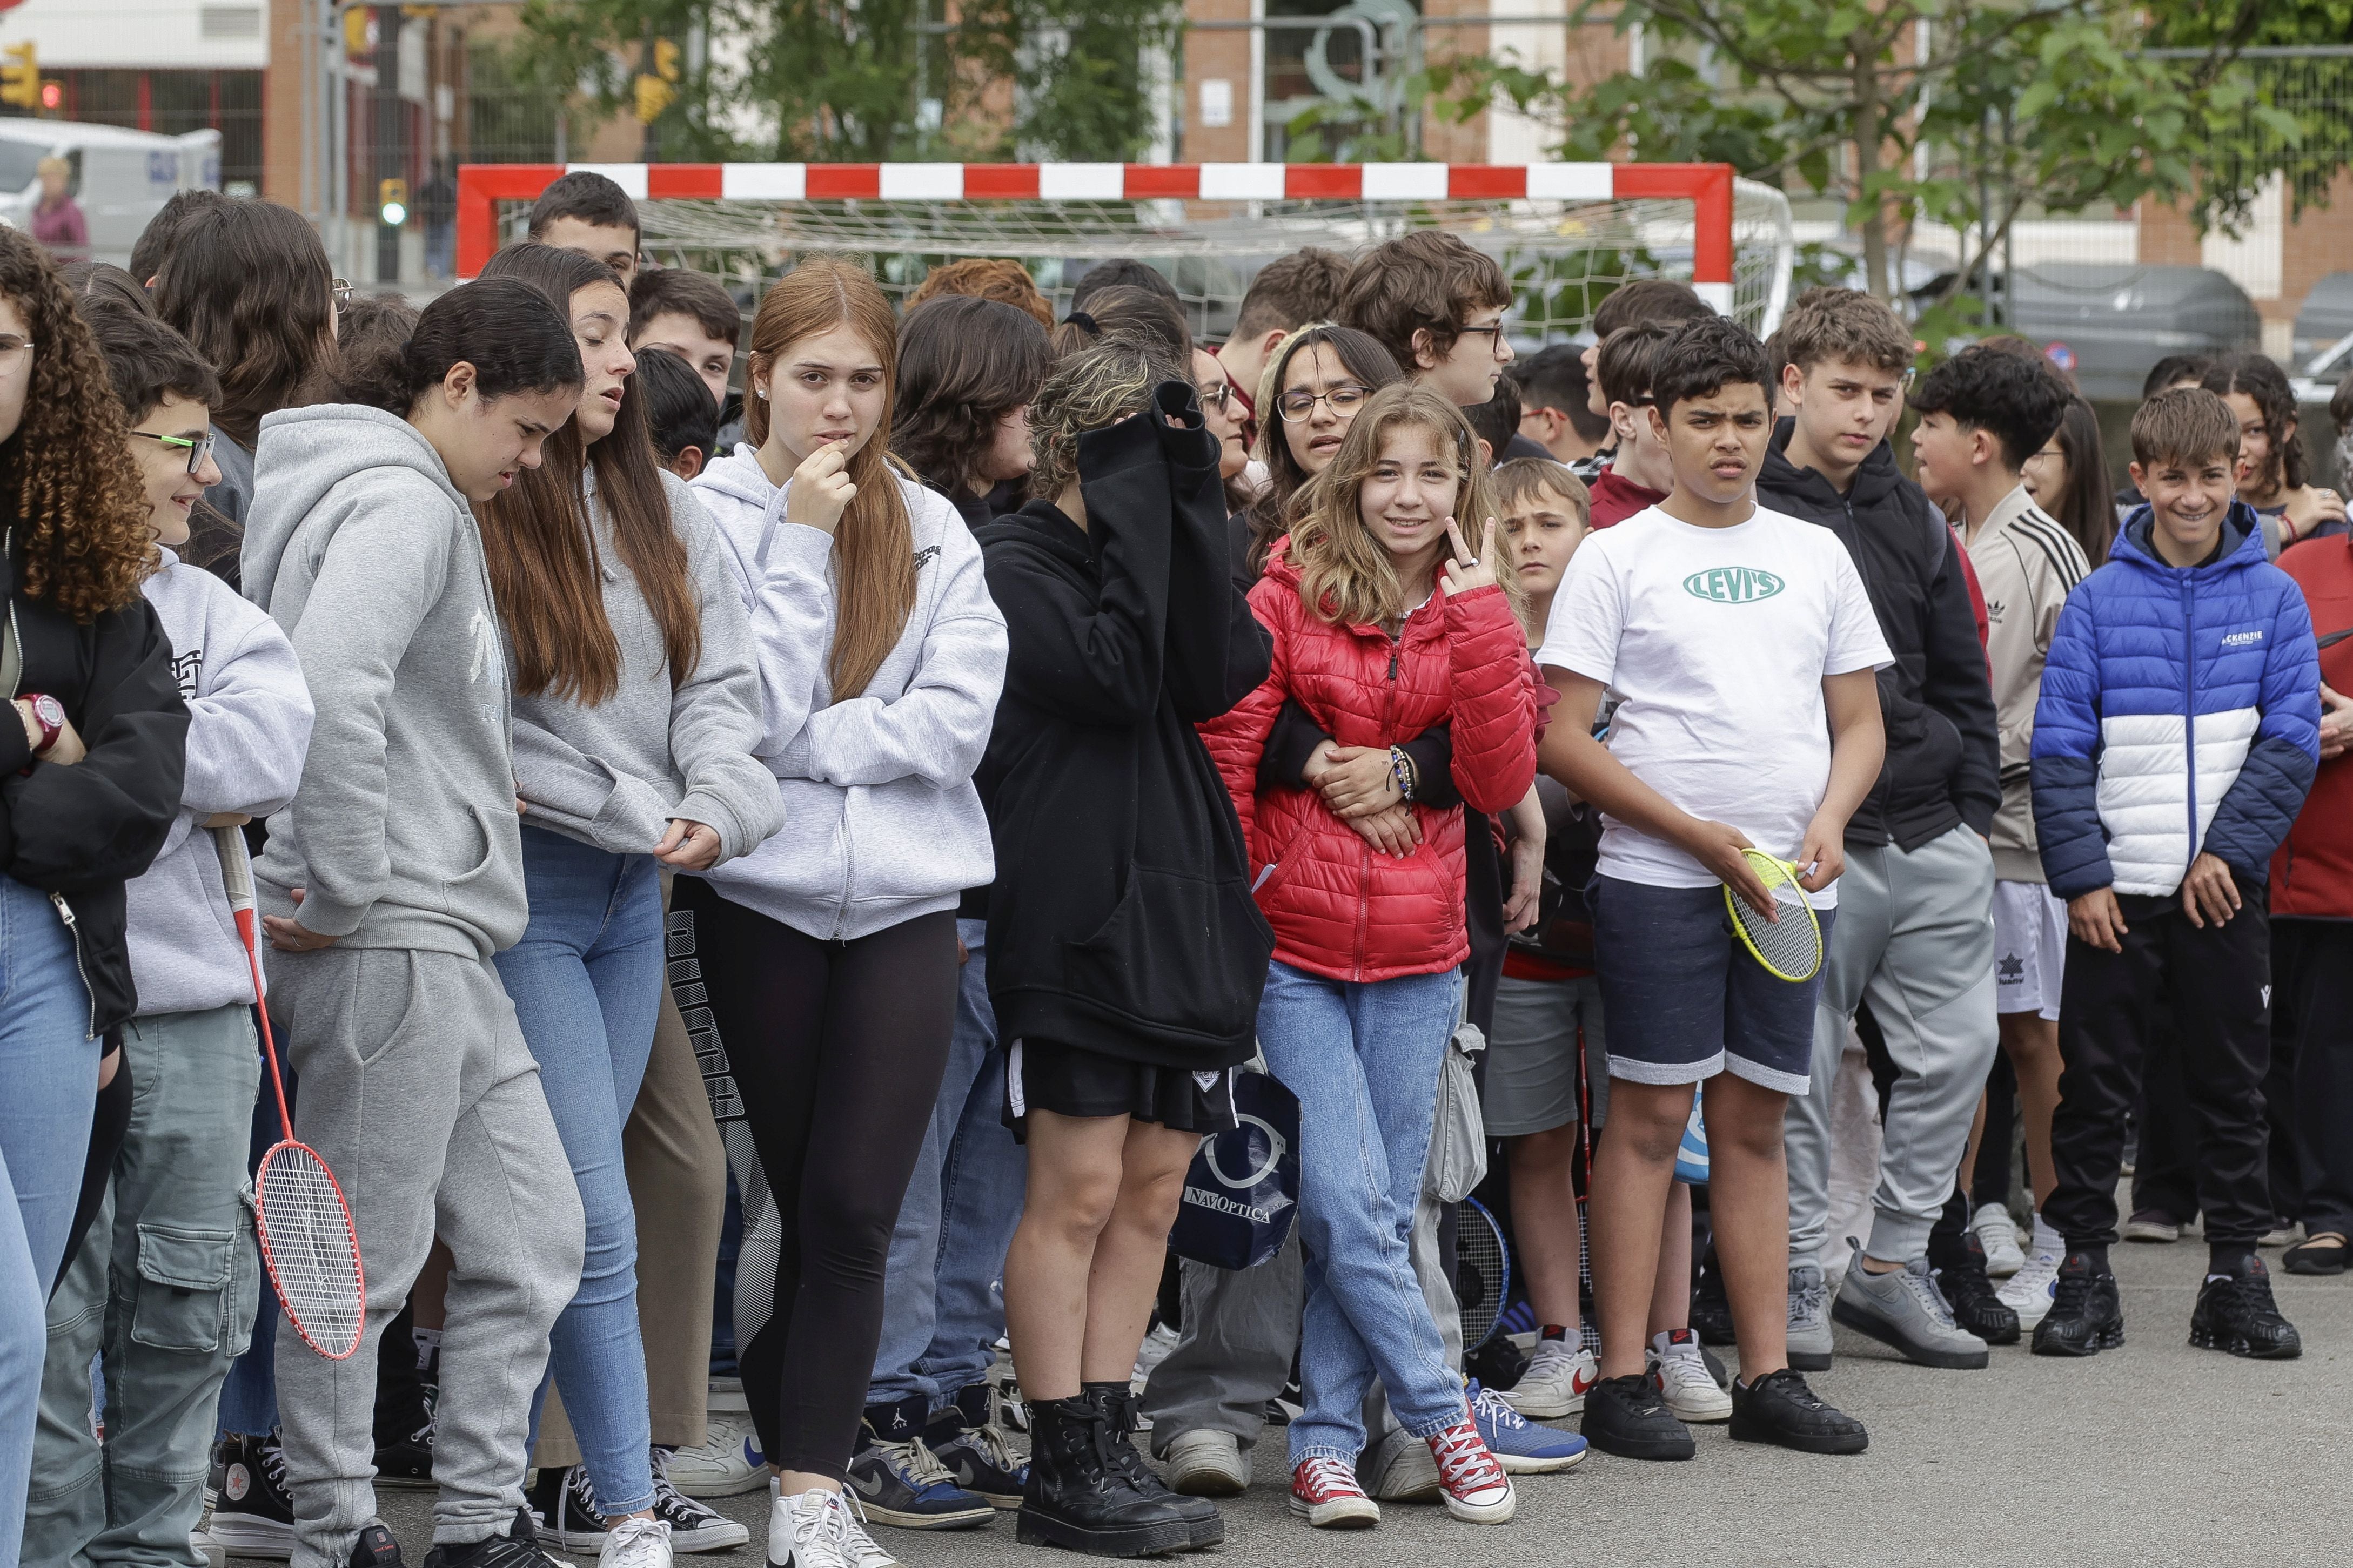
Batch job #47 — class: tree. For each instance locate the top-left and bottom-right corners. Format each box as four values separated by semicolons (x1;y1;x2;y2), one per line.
1425;0;2350;303
506;0;1182;165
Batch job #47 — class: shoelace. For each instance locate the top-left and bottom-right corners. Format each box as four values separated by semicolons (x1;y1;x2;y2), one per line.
259;1439;290;1494
2048;1263;2096;1317
1753;1370;1829;1413
1897;1264;1960;1329
1295;1457;1366;1500
956;1416;1021;1472
1467;1384;1527;1431
601;1518;669;1568
1429;1422;1505;1489
2223;1269;2288;1325
879;1434;960;1491
1652;1348;1714;1393
832;1490;895;1568
1787;1274;1826;1327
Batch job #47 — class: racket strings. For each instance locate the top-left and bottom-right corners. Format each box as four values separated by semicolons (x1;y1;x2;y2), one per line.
258;1143;363;1355
1729;854;1824;981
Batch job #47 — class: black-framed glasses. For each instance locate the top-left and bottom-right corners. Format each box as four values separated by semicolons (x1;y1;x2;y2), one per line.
1456;322;1509;357
1196;380;1233;414
1276;383;1372;422
132;428;217;475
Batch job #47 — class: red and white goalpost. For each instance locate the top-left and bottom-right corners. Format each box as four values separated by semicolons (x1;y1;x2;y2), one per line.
457;160;1792;339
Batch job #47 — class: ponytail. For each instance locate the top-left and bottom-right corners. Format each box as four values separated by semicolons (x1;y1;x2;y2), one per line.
338;278;580;417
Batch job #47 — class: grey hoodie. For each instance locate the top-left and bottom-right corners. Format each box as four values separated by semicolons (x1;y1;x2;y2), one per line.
244;404;527;960
688;447;1005;940
512;469;780;861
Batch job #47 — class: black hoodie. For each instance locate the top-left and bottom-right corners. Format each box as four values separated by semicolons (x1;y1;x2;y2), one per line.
0;529;189;1037
1758;419;2000;851
974;385;1275;1071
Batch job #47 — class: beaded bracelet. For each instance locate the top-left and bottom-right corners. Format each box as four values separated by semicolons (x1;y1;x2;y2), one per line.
1390;744;1418;803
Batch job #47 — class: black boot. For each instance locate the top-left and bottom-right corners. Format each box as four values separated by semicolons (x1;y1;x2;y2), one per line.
2030;1251;2125;1357
1929;1227;2022;1346
1016;1396;1194;1558
2189;1254;2302;1360
1083;1382;1222;1550
1690;1241;1737;1346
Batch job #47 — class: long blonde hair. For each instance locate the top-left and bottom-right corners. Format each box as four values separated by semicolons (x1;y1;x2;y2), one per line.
746;258;914;701
1288;383;1519;628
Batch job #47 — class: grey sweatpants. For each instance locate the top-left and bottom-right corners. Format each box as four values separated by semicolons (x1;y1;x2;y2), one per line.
267;946;585;1568
1787;824;1999;1264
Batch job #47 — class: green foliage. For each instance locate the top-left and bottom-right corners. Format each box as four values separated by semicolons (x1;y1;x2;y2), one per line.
506;0;1182;164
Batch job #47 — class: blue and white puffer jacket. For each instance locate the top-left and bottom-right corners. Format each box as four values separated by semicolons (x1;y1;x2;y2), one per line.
2030;504;2320;900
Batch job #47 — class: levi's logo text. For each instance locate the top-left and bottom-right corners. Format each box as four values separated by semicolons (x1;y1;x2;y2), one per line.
1682;566;1786;603
2220;628;2264;648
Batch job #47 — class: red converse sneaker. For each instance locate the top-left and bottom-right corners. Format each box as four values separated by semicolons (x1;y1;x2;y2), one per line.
1288;1458;1380;1530
1426;1417;1516;1524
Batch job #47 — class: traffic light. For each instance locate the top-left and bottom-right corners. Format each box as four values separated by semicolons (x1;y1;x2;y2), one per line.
378;177;407;228
653;38;681;83
0;43;40;112
633;72;674;124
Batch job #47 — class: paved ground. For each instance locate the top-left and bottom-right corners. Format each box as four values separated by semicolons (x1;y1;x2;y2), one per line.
358;1231;2353;1568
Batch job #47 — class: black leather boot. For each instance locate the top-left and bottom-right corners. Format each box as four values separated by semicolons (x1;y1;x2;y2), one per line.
1083;1382;1223;1549
1016;1395;1195;1557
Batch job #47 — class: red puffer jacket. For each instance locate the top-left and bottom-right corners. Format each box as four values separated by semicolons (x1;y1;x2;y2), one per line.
1202;542;1537;982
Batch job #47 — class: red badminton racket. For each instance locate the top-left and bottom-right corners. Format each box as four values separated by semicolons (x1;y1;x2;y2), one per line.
214;825;366;1360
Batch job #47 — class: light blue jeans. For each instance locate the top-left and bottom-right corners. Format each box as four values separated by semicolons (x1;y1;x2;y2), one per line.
1257;960;1465;1468
0;873;100;1568
868;919;1027;1410
494;827;664;1517
29;1003;262;1567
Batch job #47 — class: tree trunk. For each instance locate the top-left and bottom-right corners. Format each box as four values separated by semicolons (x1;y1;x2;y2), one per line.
1852;46;1889;299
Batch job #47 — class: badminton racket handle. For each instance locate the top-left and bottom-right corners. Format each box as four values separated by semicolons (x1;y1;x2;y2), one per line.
212;824;254;916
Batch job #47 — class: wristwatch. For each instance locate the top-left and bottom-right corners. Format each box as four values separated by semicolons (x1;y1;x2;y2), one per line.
17;692;63;771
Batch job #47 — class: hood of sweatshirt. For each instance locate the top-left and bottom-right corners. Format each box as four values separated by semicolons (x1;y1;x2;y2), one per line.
2110;499;2267;583
1761;418;1912;514
244;404;470;611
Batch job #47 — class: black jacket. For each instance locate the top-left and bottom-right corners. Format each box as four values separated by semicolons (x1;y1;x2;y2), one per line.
975;386;1275;1071
1758;421;1999;851
0;531;190;1036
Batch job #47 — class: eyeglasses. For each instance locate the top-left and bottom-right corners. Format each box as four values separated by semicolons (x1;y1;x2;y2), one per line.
331;278;355;308
132;428;218;475
0;334;35;370
1456;323;1510;358
1196;380;1233;414
1276;383;1372;422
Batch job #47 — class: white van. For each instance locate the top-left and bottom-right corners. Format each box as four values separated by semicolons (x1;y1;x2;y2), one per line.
0;119;221;269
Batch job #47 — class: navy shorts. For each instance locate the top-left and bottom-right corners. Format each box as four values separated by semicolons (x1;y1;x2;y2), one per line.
1588;875;1834;1095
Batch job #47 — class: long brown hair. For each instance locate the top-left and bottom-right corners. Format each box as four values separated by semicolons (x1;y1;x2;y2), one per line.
478;244;700;703
1243;323;1404;577
0;228;153;620
151;199;338;452
746;259;913;701
1288;382;1517;628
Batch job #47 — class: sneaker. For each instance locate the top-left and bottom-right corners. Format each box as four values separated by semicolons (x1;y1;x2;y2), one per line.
1499;1336;1598;1419
596;1519;671;1568
374;1417;434;1491
1929;1228;2021;1347
1997;1213;2064;1330
2123;1208;2183;1243
350;1524;406;1568
1970;1201;2026;1277
1690;1244;1737;1345
649;1449;754;1553
1831;1244;1990;1369
2030;1251;2125;1357
422;1509;576;1568
1130;1322;1181;1388
1579;1372;1693;1461
707;1377;748;1415
2259;1219;2301;1249
193;1529;227;1568
1467;1381;1586;1473
1160;1429;1250;1497
2189;1254;2302;1360
1288;1457;1380;1530
1646;1331;1732;1423
208;1432;296;1560
529;1464;609;1551
769;1487;898;1568
923;1384;1028;1509
1727;1368;1867;1455
665;1414;768;1499
1360;1424;1440;1503
843;1396;994;1530
1785;1262;1833;1372
1425;1416;1515;1523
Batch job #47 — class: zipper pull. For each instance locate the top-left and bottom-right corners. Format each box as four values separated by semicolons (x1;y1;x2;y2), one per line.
49;891;75;927
1389;650;1400;681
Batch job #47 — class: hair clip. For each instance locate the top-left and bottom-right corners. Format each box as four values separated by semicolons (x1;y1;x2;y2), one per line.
1065;310;1099;334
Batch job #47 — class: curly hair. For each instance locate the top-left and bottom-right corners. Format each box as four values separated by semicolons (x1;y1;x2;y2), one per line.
0;228;154;620
1028;337;1187;503
904;258;1055;331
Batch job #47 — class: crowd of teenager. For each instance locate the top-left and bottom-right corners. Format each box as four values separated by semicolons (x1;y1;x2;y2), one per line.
1;167;2349;1568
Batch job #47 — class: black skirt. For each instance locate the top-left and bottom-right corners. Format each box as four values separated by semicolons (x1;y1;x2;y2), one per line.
1002;1037;1238;1143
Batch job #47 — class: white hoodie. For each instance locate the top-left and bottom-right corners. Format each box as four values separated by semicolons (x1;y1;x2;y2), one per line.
126;548;315;1016
688;447;1007;940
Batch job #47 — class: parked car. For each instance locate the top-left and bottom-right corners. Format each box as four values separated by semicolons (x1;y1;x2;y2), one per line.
0;120;221;270
2292;271;2353;366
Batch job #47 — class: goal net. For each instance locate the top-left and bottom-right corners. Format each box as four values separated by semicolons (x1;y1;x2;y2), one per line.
458;161;1795;343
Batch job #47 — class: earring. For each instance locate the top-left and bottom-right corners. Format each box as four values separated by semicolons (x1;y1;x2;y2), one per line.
756;388;769;400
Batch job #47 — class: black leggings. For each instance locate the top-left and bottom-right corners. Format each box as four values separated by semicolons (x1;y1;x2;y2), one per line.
671;880;958;1478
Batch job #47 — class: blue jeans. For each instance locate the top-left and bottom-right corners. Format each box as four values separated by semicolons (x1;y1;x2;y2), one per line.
0;873;100;1568
494;827;664;1516
1256;961;1465;1466
868;919;1027;1409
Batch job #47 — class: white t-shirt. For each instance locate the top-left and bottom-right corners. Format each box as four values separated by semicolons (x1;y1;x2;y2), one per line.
1537;502;1893;907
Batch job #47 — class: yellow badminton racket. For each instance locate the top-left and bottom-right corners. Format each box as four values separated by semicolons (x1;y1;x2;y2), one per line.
1723;848;1824;983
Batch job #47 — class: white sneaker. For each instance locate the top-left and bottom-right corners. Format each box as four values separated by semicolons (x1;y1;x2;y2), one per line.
192;1529;226;1568
599;1518;672;1568
1500;1337;1598;1419
1972;1202;2027;1278
667;1413;767;1498
1646;1331;1732;1423
1162;1428;1250;1496
770;1488;899;1568
1998;1214;2064;1330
